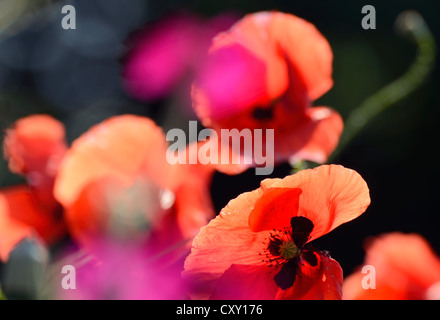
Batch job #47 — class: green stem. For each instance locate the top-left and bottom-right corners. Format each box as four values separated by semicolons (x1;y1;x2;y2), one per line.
328;10;436;163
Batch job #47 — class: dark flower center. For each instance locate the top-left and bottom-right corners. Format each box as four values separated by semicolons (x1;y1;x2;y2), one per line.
252;106;274;120
262;216;318;290
252;99;279;121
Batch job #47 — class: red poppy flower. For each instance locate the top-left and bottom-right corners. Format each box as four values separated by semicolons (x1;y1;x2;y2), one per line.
183;165;370;299
192;11;343;173
53;115;215;263
343;232;440;300
0;115;67;261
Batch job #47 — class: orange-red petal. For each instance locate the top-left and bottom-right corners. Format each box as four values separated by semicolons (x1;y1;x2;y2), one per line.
193;12;290;125
343;270;405;300
281;106;344;164
343;233;440;300
207;253;342;300
55;117;215;260
0;185;66;261
248;165;370;239
172;166;215;240
269;11;333;101
248;188;302;232
210;12;290;105
3;114;67;178
3;115;68;210
210;264;279;300
54;115;171;208
277;252;343;300
63;175;167;251
183;187;270;299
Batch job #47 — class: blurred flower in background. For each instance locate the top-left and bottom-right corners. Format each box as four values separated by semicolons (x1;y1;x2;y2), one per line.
0;115;67;262
343;232;440;300
0;113;215;299
122;12;237;105
54;115;215;258
192;11;343;171
52;114;215;299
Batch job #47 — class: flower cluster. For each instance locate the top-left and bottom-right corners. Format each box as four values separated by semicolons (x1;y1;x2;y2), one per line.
0;10;436;300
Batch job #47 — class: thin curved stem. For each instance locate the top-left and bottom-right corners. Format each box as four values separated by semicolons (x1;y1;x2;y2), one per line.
328;10;436;163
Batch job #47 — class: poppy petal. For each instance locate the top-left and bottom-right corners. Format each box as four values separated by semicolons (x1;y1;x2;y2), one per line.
193;12;290;125
157;140;217;239
269;11;333;101
268;165;370;241
0;185;66;261
173;171;215;240
54;115;170;208
364;233;440;290
0;205;33;262
342;270;405;300
210;11;290;104
210;264;279;300
248;188;302;232
281;106;343;164
277;251;343;300
343;233;440;300
194;44;271;121
3;115;67;178
3;115;68;209
301;248;319;267
183;188;271;299
248;165;369;240
63;175;169;252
